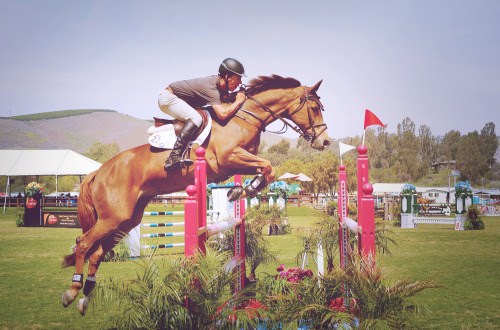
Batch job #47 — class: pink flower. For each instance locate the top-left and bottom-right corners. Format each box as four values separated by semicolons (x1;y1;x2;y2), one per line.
276;264;285;272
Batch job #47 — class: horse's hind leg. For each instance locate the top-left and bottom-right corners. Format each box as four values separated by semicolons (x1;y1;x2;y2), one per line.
62;219;124;309
62;234;93;308
77;234;121;316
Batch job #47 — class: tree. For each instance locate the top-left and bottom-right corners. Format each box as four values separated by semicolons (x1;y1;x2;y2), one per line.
258;139;267;154
299;163;317;197
296;136;316;153
85;142;120;163
480;122;498;170
395;117;420;181
418;124;438;173
319;151;339;196
268;139;290;154
455;131;487;183
369;127;390;169
441;130;461;161
277;158;306;178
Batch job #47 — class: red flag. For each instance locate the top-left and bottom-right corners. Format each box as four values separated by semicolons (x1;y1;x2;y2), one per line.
364;109;386;129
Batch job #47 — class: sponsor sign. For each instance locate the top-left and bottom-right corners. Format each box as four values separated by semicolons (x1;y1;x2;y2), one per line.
43;212;81;228
26;197;37;209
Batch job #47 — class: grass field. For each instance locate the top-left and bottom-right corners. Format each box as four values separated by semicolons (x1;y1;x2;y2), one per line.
0;205;498;329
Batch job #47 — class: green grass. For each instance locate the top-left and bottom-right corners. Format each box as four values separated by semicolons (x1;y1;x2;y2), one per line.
0;206;498;329
376;219;500;329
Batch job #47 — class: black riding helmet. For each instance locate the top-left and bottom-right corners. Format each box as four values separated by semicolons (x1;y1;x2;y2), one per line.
218;58;246;77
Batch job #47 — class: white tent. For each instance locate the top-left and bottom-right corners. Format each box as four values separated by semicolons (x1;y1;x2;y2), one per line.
0;150;102;176
1;150;102;211
278;173;299;180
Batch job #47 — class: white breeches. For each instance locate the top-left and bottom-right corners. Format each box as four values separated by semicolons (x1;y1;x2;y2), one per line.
158;89;203;127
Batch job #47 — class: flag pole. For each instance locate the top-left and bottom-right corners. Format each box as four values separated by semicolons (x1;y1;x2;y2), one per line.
362;129;366;145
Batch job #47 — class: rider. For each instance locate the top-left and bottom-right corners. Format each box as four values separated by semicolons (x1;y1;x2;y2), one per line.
159;58;247;171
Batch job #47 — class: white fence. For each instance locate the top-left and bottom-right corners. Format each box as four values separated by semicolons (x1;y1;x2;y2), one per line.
401;213;465;230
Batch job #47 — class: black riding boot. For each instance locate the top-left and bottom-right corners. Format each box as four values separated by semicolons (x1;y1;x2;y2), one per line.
164;119;199;171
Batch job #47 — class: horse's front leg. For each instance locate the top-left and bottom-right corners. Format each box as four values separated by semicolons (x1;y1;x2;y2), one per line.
222;147;276;202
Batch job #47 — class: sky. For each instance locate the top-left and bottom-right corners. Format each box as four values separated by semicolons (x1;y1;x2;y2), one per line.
1;0;499;140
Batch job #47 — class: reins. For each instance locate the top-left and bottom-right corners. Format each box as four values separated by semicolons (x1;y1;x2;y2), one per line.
234;86;327;142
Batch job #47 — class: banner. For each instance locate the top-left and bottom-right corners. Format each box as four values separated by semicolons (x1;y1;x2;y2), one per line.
43;212;81;228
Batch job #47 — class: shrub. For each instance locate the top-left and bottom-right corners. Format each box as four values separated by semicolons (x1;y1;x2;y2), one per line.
245;204;289;236
390;202;401;220
326;200;337;216
465;205;485;230
209;212;277;281
93;248;266;329
263;250;437;329
15;206;24;227
464;220;473;230
347;202;358;219
103;242;131;262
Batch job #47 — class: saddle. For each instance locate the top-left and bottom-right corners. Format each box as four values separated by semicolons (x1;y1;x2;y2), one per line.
153;109;210;137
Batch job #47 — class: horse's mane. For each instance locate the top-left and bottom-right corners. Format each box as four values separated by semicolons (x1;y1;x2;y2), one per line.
246;75;301;96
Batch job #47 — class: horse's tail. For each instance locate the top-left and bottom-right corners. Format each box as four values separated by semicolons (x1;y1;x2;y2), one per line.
77;171;98;234
61;171;98;268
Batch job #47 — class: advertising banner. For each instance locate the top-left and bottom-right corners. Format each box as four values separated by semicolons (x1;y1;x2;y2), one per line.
43;212;81;228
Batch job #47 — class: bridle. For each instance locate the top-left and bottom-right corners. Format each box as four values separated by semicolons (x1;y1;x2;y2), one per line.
234;86;328;143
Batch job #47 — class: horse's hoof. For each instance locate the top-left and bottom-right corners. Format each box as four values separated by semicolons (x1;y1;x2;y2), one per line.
62;290;77;308
227;186;244;202
77;296;89;316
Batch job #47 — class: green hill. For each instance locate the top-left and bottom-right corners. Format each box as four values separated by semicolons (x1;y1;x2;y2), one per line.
0;109;291;154
0;110;151;153
0;109;117;121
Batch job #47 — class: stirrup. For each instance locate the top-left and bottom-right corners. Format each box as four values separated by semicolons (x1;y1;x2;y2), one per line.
164;157;194;171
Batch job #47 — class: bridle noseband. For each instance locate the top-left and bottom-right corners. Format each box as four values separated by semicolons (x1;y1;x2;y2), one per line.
234;86;328;143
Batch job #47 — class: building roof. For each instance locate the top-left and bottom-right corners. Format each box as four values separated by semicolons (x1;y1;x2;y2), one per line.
472;188;500;196
0;150;102;176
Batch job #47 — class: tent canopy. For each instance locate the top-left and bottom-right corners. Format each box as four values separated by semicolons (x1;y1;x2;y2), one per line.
278;173;299;180
278;172;313;182
0;150;102;176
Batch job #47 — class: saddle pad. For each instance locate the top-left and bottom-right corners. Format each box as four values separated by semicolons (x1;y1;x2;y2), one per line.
148;111;212;149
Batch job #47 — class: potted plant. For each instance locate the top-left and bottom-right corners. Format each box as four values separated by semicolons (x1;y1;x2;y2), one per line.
268;181;289;210
400;184;416;214
455;181;472;214
25;181;44;198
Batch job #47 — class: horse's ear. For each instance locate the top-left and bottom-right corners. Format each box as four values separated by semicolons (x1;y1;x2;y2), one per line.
310;79;323;93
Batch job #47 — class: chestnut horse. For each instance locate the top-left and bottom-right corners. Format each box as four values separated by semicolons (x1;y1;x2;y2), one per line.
61;75;330;315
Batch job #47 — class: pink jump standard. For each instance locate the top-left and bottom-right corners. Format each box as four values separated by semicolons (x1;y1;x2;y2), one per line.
338;144;375;265
337;144;375;309
184;148;246;292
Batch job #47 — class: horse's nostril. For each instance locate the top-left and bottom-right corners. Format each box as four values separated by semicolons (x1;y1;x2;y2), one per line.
324;140;330;146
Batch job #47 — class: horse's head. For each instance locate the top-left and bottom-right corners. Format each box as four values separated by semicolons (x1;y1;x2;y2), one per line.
286;80;330;150
244;75;330;150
